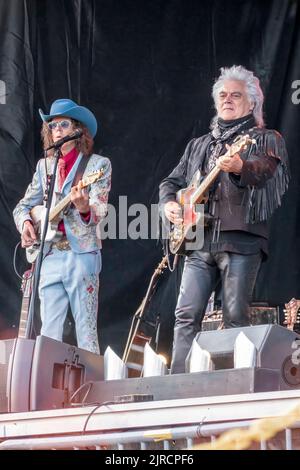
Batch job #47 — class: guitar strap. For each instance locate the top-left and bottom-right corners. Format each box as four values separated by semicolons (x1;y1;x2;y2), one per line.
71;154;91;188
66;154;92;211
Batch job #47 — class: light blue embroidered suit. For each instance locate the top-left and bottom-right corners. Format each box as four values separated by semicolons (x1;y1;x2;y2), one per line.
13;153;111;354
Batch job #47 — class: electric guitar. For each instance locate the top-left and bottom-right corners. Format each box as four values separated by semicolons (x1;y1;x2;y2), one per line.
168;134;256;255
19;265;35;338
284;298;300;331
26;169;104;263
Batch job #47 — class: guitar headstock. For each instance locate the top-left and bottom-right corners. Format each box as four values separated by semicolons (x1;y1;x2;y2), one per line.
284;298;300;331
81;169;104;188
228;134;256;157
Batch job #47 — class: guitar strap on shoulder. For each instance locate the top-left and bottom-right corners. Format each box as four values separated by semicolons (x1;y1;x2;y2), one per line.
71;154;92;188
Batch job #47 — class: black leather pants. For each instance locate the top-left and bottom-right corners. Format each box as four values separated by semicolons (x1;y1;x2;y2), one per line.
170;250;262;374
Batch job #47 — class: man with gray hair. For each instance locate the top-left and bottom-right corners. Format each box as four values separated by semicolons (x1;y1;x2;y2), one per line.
159;65;290;374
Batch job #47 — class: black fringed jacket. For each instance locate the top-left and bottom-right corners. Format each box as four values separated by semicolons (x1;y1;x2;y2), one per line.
159;127;290;254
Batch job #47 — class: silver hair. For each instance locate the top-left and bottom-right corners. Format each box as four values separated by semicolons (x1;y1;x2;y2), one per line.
211;65;265;128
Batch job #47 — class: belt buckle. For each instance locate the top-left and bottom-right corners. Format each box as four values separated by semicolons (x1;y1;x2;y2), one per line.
54;239;70;251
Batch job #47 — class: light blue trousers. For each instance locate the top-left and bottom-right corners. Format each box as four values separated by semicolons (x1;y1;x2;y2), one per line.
39;248;101;354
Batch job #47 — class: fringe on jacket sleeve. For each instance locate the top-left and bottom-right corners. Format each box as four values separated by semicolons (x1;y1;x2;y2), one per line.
246;130;290;223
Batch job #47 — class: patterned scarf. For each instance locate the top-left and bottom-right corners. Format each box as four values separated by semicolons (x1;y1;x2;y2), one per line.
207;114;255;172
58;157;66;191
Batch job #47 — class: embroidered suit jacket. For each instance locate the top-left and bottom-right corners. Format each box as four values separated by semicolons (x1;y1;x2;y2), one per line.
13;152;111;253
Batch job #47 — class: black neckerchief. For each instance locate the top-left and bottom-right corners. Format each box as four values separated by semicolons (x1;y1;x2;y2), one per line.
206;114;255;173
212;113;255;139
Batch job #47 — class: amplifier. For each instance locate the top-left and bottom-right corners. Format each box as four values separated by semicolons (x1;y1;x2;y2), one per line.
202;306;279;331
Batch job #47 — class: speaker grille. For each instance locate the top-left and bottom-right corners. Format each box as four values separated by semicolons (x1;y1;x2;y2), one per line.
282;356;300;386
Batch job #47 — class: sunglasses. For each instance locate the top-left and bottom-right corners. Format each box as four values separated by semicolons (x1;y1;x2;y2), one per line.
48;120;72;131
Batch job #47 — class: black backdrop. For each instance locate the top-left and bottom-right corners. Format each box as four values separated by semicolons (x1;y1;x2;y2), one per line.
0;0;300;361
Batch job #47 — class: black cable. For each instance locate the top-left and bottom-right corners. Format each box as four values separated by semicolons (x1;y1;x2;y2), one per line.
81;401;115;435
13;241;23;279
69;381;93;405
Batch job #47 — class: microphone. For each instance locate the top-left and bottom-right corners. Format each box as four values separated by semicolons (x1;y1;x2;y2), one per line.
46;129;83;150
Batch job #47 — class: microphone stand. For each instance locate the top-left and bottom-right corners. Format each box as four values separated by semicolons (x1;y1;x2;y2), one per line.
25;147;62;338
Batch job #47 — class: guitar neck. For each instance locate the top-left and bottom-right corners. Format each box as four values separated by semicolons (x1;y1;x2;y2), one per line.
49;193;71;221
19;268;34;339
191;165;221;205
18;297;30;338
46;169;104;222
190;136;250;206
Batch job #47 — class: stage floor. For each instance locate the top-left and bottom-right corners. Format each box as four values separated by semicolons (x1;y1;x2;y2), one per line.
0;388;300;450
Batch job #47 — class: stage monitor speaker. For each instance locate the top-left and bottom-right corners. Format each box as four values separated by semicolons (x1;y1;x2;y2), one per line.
0;338;34;413
0;336;104;413
189;324;300;390
0;339;15;412
30;336;104;411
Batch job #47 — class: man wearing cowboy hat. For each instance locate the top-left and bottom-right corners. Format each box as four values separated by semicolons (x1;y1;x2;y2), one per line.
13;98;111;354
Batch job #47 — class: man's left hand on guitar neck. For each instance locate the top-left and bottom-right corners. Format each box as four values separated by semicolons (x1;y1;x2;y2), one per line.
70;180;91;217
216;144;244;174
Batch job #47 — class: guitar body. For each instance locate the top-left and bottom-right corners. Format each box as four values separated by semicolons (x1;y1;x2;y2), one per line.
168;134;256;255
169;170;207;255
26;244;41;264
31;204;63;243
26;205;63;263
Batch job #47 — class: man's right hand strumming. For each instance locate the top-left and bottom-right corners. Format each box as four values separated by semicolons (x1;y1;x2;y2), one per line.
21;220;37;248
164;201;183;224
